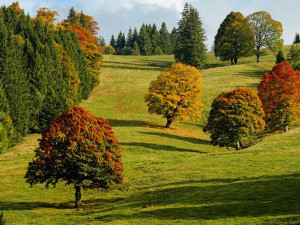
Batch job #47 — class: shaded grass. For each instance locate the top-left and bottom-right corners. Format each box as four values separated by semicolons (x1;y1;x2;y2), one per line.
1;51;300;224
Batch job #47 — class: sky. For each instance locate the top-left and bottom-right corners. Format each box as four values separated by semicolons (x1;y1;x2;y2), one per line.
2;0;300;49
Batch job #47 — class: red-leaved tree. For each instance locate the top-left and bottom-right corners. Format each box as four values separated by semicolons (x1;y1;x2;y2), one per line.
258;62;300;132
25;106;123;208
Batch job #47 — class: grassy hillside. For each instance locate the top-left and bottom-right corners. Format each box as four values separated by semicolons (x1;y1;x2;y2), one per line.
1;51;300;225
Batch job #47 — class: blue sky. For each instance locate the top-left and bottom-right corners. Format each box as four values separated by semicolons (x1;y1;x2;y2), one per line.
3;0;300;48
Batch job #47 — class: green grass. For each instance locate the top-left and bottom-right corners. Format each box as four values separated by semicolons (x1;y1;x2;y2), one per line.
1;51;300;224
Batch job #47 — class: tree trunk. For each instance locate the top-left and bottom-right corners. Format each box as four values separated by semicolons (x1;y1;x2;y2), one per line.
237;141;241;150
75;185;82;208
230;58;234;65
256;47;260;63
234;58;238;65
284;125;289;132
165;117;172;128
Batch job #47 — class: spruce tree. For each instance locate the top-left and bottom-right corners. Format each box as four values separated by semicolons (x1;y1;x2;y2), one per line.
276;50;285;64
174;3;206;69
294;33;300;44
110;34;116;49
139;24;153;55
126;27;133;48
170;27;177;54
150;24;160;55
159;22;171;54
67;7;78;25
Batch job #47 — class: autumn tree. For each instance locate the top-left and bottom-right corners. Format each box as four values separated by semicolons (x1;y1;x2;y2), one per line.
214;11;254;65
145;63;204;128
204;88;265;150
258;62;300;132
174;3;206;69
25;106;124;208
247;11;283;62
36;7;58;25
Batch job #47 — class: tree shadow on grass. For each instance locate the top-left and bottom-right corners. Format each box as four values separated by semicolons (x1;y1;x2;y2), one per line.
0;201;73;211
89;173;300;222
104;59;172;71
237;70;265;78
121;142;206;154
139;131;211;145
107;119;166;129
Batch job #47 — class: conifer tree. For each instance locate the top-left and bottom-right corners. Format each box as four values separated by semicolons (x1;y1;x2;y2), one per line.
110;34;116;49
174;3;206;68
67;7;77;25
139;24;153;55
150;24;160;54
293;33;300;44
159;22;171;54
126;27;133;48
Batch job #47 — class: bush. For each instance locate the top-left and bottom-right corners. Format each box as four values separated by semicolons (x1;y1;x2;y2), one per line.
121;47;132;55
0;212;5;225
103;45;116;55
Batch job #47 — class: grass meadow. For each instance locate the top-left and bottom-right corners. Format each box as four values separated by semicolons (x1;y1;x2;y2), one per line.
1;48;300;224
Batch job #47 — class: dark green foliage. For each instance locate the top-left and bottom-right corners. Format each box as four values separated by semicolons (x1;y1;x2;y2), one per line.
110;34;116;49
139;24;153;55
150;24;160;54
98;36;106;46
126;27;133;48
174;3;206;69
159;22;171;54
67;7;77;25
276;50;285;64
0;3;97;151
293;33;300;44
214;11;254;65
170;27;177;54
116;31;126;54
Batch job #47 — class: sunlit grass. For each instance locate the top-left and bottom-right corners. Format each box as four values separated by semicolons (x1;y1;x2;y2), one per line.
0;51;300;224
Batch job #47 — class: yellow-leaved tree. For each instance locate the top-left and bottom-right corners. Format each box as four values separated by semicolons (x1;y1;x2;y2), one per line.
145;63;204;128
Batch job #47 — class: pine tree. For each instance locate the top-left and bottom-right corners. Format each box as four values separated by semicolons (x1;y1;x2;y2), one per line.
132;27;139;46
150;24;160;55
276;50;285;64
159;22;171;54
126;27;133;48
67;7;77;25
139;24;153;55
170;27;177;54
110;34;116;49
294;33;300;44
174;3;206;68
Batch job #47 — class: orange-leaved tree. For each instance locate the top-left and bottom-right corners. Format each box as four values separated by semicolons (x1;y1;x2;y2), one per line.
258;61;300;132
203;88;265;149
25;106;124;208
145;63;204;128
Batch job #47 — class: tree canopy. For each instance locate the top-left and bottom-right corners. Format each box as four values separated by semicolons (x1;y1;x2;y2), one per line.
214;11;254;65
25;106;124;208
174;3;206;69
258;62;300;132
145;63;204;128
204;88;265;149
247;11;283;62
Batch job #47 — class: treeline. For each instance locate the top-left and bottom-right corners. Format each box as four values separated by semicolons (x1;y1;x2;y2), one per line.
0;3;102;153
107;23;177;55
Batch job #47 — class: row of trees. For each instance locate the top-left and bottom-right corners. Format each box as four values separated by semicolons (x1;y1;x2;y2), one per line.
108;23;177;56
0;3;103;153
214;11;283;64
145;62;300;149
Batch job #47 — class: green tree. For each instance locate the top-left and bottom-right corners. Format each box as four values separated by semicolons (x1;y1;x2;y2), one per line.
109;35;116;49
276;50;285;64
116;31;125;54
126;27;133;48
293;33;300;44
204;88;265;150
214;11;254;65
170;27;177;54
67;7;78;25
159;22;171;54
287;45;300;68
139;24;153;55
247;11;283;62
145;63;204;128
25;106;124;208
150;24;160;54
174;3;206;69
